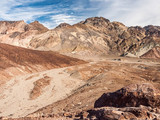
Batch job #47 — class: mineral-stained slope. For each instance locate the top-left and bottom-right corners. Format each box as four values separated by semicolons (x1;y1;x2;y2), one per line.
29;17;160;57
0;43;86;84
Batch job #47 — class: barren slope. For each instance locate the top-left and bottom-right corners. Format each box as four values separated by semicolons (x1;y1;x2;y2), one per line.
0;43;86;84
0;43;86;119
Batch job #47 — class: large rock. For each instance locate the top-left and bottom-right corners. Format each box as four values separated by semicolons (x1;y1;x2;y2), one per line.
87;83;160;120
94;83;160;108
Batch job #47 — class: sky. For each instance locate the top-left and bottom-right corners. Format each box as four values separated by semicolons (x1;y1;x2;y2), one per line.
0;0;160;28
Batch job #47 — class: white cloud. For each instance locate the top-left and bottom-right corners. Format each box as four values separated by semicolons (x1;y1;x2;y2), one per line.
39;14;84;29
90;0;160;26
51;14;78;25
0;0;54;22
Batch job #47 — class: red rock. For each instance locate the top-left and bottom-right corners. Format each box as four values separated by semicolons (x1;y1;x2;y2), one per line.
94;83;160;108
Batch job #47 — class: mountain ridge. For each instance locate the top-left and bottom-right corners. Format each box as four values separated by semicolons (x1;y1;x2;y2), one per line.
28;17;160;58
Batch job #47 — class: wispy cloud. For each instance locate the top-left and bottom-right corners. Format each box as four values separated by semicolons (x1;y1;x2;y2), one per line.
41;14;81;29
0;0;92;28
51;14;78;25
90;0;160;26
0;0;52;21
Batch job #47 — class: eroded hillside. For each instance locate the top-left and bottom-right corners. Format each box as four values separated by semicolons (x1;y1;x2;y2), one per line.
0;21;48;47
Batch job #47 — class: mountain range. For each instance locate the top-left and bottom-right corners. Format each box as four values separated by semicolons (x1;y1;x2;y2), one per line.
0;17;160;59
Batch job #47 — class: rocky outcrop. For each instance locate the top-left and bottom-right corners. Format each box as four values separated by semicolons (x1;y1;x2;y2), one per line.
94;83;160;108
86;83;160;120
141;46;160;59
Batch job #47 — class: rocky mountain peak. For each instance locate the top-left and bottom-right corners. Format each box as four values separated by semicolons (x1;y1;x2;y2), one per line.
29;21;49;33
0;20;25;25
82;17;110;27
30;20;39;24
144;25;160;37
55;23;71;29
0;20;27;34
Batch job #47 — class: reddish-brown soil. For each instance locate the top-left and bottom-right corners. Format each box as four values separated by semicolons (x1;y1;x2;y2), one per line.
0;43;86;68
0;43;86;85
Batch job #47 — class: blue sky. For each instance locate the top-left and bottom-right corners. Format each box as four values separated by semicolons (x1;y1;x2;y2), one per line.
0;0;160;28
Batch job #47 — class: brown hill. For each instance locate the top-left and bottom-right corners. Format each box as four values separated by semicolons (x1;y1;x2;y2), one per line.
141;46;160;59
0;43;86;84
